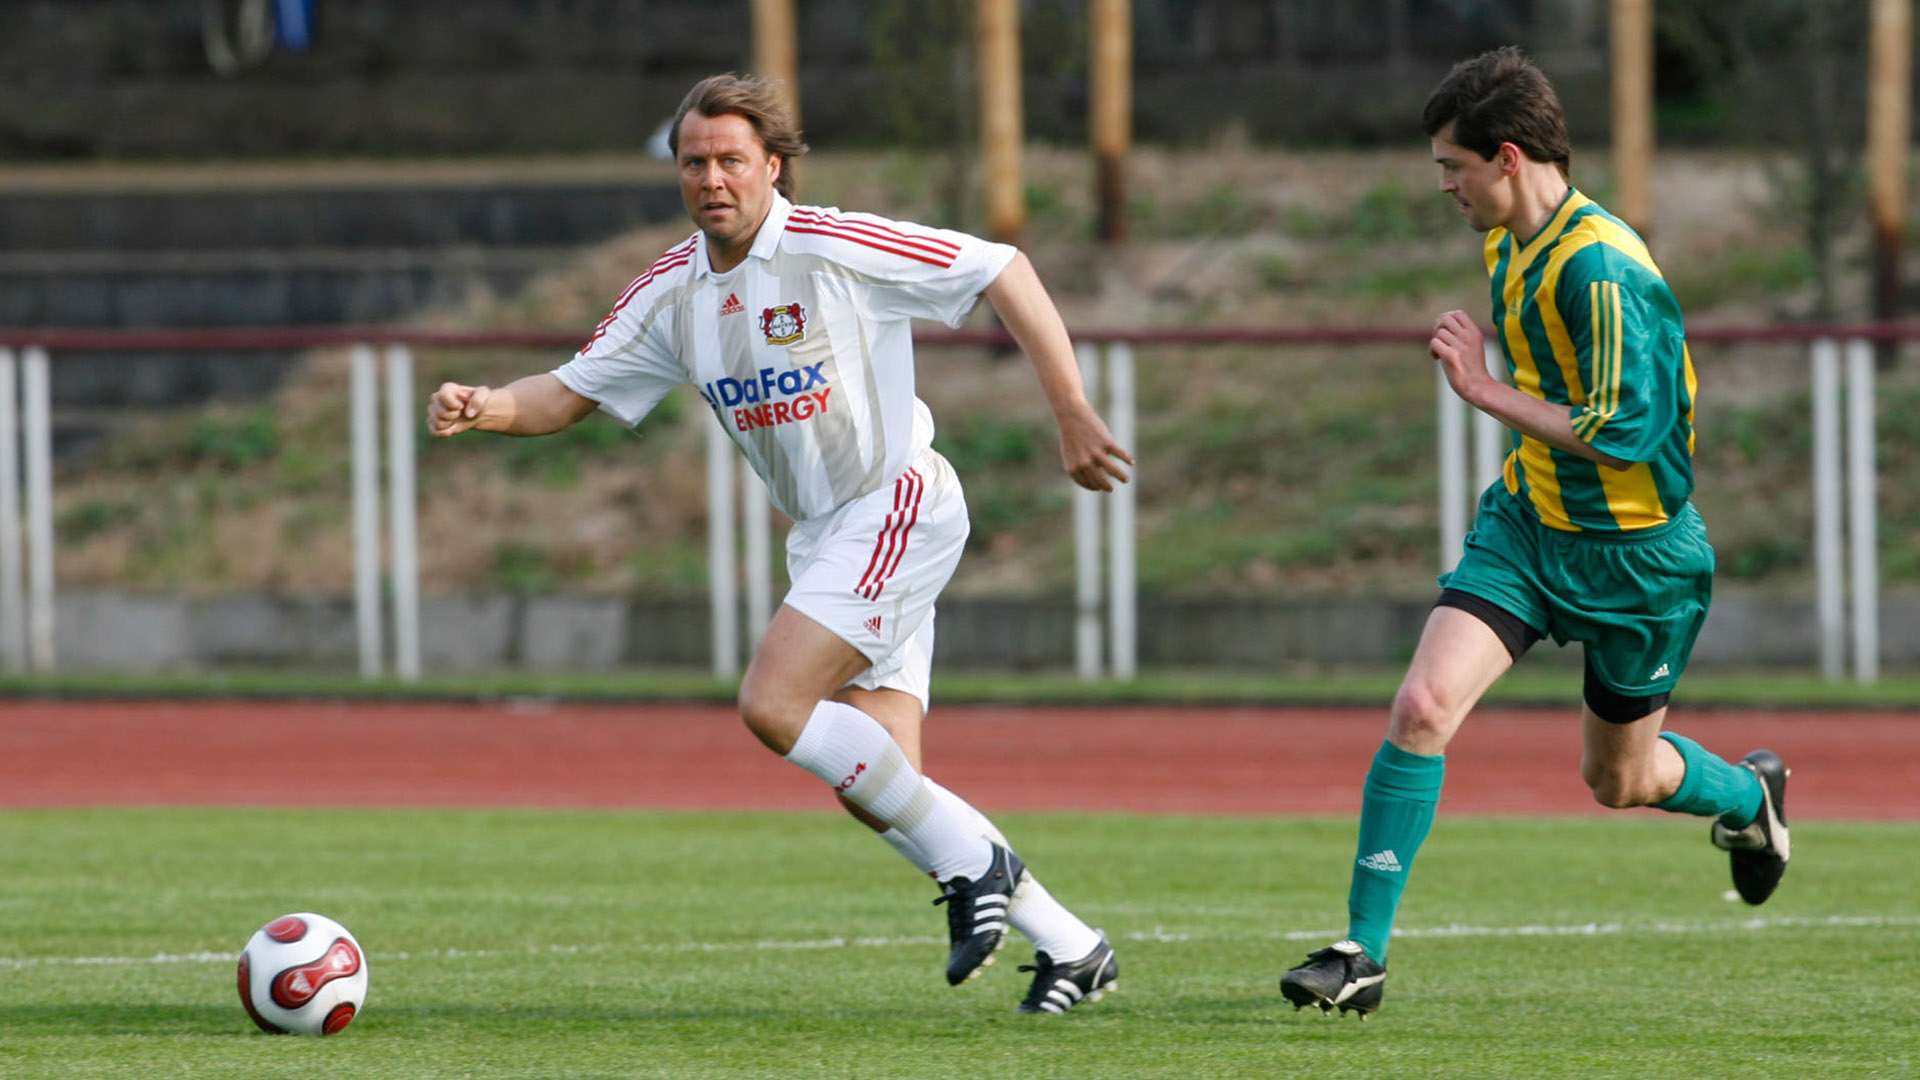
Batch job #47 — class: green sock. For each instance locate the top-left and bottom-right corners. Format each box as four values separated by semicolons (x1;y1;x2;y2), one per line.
1654;732;1763;828
1345;739;1445;965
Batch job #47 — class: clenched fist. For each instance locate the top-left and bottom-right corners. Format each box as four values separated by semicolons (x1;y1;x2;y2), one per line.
427;382;504;437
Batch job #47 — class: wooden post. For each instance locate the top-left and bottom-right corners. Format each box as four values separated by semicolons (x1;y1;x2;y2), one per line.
977;0;1025;244
1609;0;1654;242
1091;0;1132;243
751;0;800;122
1868;0;1911;330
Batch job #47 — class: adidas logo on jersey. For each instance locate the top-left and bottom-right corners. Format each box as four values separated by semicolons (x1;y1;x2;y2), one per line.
720;292;744;316
864;615;883;635
1357;850;1402;873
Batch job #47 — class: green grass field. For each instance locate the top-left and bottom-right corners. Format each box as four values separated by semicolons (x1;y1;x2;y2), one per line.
3;809;1915;1079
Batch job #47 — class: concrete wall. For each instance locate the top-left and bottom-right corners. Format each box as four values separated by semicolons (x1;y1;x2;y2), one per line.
0;0;1601;160
43;587;1920;675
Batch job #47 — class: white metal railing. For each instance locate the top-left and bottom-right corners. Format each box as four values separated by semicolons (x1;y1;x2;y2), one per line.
347;344;422;681
0;348;21;671
0;346;52;673
0;331;1895;683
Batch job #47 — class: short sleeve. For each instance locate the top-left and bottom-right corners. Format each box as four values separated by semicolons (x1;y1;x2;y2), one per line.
551;293;685;428
1559;263;1683;463
787;206;1016;327
552;307;687;424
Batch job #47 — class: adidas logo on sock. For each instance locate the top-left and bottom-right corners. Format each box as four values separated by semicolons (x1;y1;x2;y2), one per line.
1357;849;1403;872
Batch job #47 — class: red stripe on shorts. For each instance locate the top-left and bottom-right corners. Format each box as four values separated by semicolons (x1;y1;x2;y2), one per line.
869;468;925;600
856;474;909;597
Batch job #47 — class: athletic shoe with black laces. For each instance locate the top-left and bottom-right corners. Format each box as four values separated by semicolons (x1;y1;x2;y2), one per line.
1017;933;1118;1014
1280;940;1387;1018
933;843;1025;985
1710;748;1791;905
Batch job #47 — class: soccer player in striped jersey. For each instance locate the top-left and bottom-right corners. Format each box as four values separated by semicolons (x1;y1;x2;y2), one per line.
1280;47;1790;1019
428;74;1126;1013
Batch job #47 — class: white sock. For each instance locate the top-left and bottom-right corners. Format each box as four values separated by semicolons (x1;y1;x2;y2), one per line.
1008;877;1101;962
926;779;1010;848
785;701;991;881
926;780;1099;961
876;780;1009;877
876;827;934;879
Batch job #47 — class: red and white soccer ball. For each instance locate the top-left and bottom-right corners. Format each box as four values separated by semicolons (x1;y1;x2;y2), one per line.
236;912;369;1036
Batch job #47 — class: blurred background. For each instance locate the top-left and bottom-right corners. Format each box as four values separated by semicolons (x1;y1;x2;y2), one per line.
0;0;1913;686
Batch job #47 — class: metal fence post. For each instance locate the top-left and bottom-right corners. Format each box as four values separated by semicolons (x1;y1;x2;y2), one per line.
350;345;384;678
1810;339;1845;680
1845;337;1879;682
1073;341;1104;680
385;345;421;682
706;416;738;679
0;349;21;673
1437;364;1467;573
21;347;52;673
1107;341;1137;680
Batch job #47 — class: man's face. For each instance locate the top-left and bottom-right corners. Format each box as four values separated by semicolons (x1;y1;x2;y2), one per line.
676;111;782;252
1431;122;1514;233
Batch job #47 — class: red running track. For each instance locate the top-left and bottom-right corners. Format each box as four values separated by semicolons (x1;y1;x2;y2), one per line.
1;699;1914;819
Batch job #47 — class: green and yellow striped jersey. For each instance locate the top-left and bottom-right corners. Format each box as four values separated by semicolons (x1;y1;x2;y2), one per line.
1483;188;1698;533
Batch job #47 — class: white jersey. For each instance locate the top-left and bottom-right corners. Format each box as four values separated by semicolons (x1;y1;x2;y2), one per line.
552;194;1016;522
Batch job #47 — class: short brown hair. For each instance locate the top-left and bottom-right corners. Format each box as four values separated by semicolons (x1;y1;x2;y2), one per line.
1422;47;1571;176
668;74;809;199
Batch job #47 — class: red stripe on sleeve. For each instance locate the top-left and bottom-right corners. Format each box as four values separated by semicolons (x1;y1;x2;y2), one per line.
784;225;954;269
787;210;962;260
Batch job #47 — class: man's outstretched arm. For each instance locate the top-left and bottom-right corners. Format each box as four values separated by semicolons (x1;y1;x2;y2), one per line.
427;373;599;438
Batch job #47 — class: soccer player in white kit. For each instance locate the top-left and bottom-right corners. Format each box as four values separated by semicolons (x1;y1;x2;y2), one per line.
428;74;1132;1014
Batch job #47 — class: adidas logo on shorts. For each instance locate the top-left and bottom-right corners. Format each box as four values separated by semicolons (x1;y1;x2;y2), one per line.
864;615;882;636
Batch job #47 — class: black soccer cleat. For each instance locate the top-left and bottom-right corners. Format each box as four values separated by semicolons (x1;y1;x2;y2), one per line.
933;843;1025;985
1281;940;1387;1019
1710;749;1791;905
1018;934;1119;1014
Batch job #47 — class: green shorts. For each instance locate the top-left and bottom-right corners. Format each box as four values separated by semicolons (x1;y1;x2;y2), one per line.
1438;485;1715;696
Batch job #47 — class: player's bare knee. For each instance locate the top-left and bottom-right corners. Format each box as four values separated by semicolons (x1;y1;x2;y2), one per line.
736;679;804;755
1388;679;1457;750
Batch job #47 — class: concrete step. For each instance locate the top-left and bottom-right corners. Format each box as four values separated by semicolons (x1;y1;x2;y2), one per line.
0;246;585;327
0;178;682;251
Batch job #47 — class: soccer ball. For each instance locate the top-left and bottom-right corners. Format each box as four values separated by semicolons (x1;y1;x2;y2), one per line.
236;912;369;1035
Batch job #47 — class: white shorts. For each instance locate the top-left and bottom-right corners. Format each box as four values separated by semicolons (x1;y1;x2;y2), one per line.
781;447;968;714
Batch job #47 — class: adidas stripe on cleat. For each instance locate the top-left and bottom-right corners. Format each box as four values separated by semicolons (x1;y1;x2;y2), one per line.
1710;749;1791;906
933;843;1025;986
1018;933;1118;1015
1280;940;1387;1019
